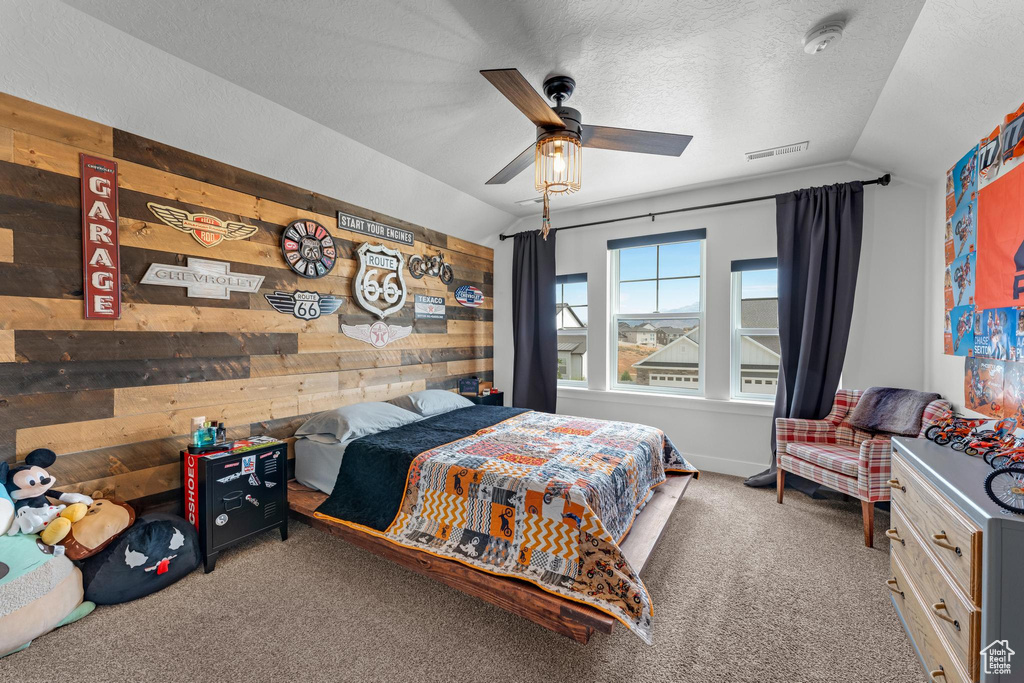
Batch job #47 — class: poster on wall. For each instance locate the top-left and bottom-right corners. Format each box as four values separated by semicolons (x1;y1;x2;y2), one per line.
951;196;977;260
1000;101;1024;171
946;145;978;219
80;154;121;319
979;125;1002;188
973;307;1017;360
976;162;1024;309
947;304;975;356
965;356;1004;417
944;267;954;309
1004;361;1024;422
950;251;975;307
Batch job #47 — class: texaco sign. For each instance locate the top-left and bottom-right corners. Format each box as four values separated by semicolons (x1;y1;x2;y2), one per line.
353;242;407;319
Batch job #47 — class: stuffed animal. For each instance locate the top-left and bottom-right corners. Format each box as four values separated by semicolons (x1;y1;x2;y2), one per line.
0;533;95;657
4;449;93;546
0;463;14;536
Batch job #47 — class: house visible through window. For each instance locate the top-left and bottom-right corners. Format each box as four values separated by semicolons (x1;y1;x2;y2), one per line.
608;229;705;395
556;273;587;384
731;259;779;400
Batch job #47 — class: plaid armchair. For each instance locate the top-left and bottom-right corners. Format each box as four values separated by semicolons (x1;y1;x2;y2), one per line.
776;389;951;547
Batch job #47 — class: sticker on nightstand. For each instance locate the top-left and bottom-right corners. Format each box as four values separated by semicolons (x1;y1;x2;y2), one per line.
216;471;244;484
215;514;229;527
248;474;261;487
241;455;256;475
245;495;259;507
265;481;277;488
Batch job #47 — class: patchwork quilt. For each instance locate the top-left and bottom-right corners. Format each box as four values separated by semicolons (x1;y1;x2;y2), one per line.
315;406;697;643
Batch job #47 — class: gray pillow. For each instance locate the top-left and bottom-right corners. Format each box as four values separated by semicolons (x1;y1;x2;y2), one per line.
389;389;474;417
295;402;421;442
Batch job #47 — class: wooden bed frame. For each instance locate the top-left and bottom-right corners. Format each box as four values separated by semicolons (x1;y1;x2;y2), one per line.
287;474;693;643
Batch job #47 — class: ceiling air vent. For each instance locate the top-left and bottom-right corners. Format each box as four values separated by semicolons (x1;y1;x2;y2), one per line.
745;141;809;162
515;196;544;206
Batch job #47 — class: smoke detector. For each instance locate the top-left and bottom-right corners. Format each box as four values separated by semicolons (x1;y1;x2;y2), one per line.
803;22;844;54
745;141;809;162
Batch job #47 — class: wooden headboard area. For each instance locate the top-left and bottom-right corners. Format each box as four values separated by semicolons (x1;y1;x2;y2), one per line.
0;93;494;511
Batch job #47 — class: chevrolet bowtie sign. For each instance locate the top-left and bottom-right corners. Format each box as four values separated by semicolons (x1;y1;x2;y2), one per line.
140;258;265;299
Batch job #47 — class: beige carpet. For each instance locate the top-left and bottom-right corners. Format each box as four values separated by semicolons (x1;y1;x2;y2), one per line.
0;472;922;682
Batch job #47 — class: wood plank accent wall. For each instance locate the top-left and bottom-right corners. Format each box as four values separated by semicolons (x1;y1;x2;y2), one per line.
0;93;494;510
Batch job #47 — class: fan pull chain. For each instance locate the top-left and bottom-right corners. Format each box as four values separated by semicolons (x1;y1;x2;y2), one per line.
541;189;551;240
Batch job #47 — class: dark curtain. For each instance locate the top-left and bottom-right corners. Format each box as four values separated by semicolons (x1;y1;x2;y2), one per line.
512;230;558;413
744;181;864;488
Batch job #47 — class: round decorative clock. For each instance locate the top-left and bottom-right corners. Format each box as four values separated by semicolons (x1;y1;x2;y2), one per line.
281;219;337;279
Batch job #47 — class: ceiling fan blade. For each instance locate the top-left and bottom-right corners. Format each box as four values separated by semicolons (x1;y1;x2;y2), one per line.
480;69;565;129
485;143;536;185
582;125;692;156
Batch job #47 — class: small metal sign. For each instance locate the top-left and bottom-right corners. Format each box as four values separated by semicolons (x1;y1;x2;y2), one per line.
265;290;344;320
414;294;446;320
80;154;121;319
353;242;407;319
341;322;413;349
455;285;484;308
338;211;414;246
140;258;265;299
282;219;337;279
147;203;258;248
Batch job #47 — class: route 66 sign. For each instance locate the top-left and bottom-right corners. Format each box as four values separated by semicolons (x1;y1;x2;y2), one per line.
264;290;344;320
354;242;407;319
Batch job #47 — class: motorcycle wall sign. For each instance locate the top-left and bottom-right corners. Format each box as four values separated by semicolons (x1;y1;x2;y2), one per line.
353;242;407;319
408;251;454;284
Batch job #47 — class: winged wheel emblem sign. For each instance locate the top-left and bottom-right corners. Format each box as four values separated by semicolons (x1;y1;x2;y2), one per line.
147;203;259;248
265;291;344;321
353;242;408;319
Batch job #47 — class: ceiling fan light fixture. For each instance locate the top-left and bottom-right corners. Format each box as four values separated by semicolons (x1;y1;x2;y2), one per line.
535;133;581;195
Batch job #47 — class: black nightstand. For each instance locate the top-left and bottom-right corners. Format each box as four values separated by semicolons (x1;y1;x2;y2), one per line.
182;438;288;572
465;391;504;406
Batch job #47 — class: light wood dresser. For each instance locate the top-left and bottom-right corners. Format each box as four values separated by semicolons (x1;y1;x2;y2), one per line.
889;438;1024;682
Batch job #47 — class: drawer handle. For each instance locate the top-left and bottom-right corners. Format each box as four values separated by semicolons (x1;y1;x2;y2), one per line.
929;668;945;681
887;478;906;492
931;600;961;631
886;578;903;597
931;532;962;557
885;528;904;545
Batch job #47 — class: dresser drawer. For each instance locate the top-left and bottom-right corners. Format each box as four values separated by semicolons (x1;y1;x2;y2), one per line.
889;552;969;683
888;505;980;680
890;454;982;601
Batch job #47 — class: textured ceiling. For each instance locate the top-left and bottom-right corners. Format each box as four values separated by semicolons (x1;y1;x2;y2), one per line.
63;0;924;218
853;0;1024;185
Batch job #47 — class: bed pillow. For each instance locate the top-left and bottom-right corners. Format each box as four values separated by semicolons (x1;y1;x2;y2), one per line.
389;389;475;417
295;402;421;442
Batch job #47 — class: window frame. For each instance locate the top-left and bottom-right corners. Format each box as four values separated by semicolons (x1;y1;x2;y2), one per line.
609;238;706;397
556;274;588;388
730;266;780;402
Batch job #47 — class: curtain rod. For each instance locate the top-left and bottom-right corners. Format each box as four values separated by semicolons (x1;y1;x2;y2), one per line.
497;173;892;241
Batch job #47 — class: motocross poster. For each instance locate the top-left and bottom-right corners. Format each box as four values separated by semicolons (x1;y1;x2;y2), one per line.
948;304;975;356
978;125;1002;189
950;251;975;307
965;356;1004;417
973;307;1017;360
946;145;977;220
1004;361;1024;422
950;195;977;261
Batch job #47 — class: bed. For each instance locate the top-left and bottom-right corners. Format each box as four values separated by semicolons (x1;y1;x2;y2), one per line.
289;404;697;644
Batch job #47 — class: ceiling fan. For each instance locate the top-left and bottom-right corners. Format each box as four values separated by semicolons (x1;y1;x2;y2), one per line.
480;68;693;189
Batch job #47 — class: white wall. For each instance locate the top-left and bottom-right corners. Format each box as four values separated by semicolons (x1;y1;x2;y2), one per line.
0;0;515;245
494;162;929;476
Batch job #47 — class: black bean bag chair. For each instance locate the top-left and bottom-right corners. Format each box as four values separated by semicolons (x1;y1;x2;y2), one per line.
80;514;200;605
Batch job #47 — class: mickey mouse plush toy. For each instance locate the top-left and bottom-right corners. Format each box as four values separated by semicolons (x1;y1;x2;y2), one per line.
4;448;93;546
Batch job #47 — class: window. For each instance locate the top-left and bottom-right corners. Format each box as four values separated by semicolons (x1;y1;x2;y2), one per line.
556;273;587;384
731;259;779;400
609;229;705;395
